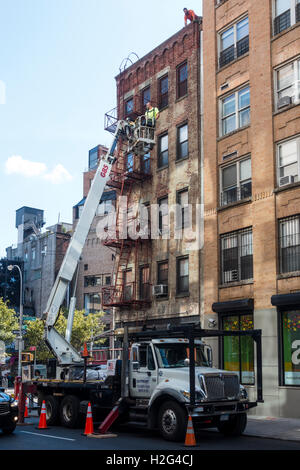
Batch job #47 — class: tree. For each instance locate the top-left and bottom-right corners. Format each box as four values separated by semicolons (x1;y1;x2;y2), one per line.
0;297;19;345
23;309;106;362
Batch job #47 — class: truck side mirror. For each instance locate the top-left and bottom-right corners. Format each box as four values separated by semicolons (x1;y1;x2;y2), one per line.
132;361;140;371
205;346;213;367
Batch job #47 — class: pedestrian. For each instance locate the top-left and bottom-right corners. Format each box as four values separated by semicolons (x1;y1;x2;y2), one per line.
144;101;160;128
183;8;199;26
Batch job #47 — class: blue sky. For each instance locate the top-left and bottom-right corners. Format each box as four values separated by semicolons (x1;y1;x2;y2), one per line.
0;0;202;257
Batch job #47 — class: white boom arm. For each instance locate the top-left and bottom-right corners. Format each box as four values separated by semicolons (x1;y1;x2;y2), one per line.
44;118;155;366
44;120;124;365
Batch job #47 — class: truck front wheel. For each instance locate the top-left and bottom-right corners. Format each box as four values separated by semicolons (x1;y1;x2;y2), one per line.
217;413;247;437
158;400;187;442
59;395;81;428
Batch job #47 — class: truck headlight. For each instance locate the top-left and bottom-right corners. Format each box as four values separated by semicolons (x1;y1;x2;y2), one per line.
239;385;248;400
10;400;18;407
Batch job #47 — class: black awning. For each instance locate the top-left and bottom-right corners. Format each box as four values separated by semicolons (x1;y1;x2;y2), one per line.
271;293;300;308
212;298;254;313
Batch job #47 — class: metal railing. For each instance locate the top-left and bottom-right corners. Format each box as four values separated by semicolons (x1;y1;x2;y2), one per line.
219;36;249;68
102;281;152;307
220;182;252;206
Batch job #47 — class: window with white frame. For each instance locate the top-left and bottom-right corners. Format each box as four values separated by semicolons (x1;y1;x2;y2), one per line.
277;136;300;187
219;16;249;68
220;86;250;136
220;156;252;206
275;58;300;109
273;0;300;35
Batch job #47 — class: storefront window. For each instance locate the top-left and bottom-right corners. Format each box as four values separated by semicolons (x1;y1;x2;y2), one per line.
222;313;254;385
282;310;300;386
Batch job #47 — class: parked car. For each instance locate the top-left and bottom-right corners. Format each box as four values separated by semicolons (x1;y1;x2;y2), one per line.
0;387;18;434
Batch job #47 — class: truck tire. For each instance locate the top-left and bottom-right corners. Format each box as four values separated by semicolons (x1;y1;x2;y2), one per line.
217;413;247;437
44;395;60;425
59;395;81;428
2;418;16;435
158;400;187;442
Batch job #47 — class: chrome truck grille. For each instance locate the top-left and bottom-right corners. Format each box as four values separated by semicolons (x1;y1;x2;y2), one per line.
0;403;9;414
199;373;240;401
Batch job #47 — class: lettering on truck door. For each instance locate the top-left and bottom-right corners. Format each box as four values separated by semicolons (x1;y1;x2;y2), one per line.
130;344;157;398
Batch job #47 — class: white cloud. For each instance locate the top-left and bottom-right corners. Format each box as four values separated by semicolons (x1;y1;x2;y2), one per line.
5;155;47;177
44;164;72;184
5;155;72;184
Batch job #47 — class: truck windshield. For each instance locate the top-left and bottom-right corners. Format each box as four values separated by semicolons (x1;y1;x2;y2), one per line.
154;344;210;368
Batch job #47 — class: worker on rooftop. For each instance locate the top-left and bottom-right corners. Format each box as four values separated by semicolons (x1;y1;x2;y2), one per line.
183;7;198;26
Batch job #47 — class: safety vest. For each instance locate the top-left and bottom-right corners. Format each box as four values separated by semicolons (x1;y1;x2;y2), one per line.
145;107;159;123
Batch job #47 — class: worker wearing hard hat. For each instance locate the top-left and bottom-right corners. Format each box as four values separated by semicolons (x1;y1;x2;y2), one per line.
144;101;160;128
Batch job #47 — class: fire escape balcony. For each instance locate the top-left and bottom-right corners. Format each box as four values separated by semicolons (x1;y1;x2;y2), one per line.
102;282;152;309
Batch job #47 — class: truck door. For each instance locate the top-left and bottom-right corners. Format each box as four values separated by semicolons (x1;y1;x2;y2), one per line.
130;343;157;398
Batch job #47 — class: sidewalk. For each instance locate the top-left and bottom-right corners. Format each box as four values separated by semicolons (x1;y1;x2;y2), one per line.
246;416;300;443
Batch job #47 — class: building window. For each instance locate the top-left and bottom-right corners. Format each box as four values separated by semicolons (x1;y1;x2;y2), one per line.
275;58;300;110
273;0;300;35
139;265;150;301
220;156;252;206
104;275;111;285
84;293;101;314
177;61;188;99
159;75;168;109
125;97;134;117
158;196;169;235
176;188;190;229
84;276;102;288
277;136;300;187
280;310;300;386
177;123;189;160
158;133;168;168
84;264;88;271
222;313;254;385
279;215;300;273
221;86;250;136
221;228;253;284
176;256;189;295
219;16;249;68
141;86;151;114
123;269;133;301
157;260;168;292
89;147;98;170
97;200;114;216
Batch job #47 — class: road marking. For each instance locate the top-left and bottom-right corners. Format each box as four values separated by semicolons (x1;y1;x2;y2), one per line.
20;431;76;441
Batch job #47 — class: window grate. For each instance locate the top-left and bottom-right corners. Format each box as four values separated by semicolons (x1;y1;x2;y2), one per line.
279;215;300;274
274;10;291;35
220;228;253;284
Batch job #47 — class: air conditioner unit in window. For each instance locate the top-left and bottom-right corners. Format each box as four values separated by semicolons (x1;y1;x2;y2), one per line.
223;270;238;283
153;285;168;296
277;96;292;109
279;175;295;187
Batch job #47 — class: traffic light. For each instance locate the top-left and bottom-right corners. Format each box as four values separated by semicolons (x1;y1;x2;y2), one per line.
21;352;34;362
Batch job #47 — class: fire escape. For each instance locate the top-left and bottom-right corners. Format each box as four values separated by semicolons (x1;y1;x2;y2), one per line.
102;94;155;310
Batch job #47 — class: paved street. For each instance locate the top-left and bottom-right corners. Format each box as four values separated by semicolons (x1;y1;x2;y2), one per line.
1;416;299;451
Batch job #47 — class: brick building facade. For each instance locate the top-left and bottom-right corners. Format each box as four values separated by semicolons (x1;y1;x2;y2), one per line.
103;21;203;329
203;0;300;418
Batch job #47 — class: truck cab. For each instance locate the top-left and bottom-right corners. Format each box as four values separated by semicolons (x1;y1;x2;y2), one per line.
127;338;252;441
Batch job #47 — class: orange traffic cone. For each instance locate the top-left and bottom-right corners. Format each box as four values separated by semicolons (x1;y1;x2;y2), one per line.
83;402;94;435
184;414;197;447
37;400;48;429
24;397;29;418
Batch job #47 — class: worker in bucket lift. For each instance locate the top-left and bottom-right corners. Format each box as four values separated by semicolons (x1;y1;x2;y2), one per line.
143;101;160;128
183;8;198;26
